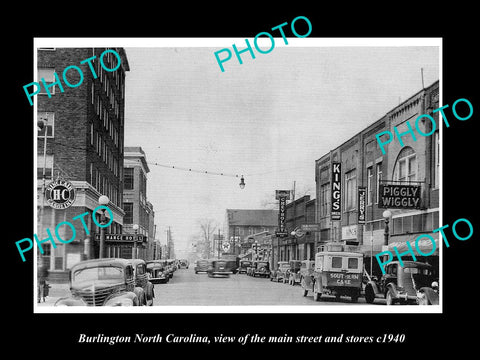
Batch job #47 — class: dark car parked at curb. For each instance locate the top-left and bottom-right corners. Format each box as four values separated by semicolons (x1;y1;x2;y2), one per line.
251;260;270;278
238;260;252;274
146;260;169;284
55;258;144;306
131;259;154;306
364;261;437;305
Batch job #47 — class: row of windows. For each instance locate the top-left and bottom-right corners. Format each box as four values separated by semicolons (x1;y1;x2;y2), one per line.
319;136;440;217
90;163;121;207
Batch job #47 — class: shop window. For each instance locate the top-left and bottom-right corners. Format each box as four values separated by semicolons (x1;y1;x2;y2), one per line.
124;168;134;190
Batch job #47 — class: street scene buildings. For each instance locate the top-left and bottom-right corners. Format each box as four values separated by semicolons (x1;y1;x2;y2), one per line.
35;43;440;309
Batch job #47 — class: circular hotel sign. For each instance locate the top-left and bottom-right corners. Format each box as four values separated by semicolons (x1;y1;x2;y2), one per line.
45;179;76;209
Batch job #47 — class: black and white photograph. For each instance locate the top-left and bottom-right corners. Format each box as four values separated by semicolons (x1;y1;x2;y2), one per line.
32;38;442;312
8;7;479;353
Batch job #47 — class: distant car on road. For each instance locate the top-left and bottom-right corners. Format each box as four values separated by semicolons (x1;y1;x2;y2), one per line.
207;259;231;278
194;259;211;274
178;259;189;269
55;258;143;306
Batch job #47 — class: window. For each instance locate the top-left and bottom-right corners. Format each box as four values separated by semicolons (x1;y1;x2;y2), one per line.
38;68;55;95
320;183;330;217
331;257;342;269
345;169;357;211
376;163;382;204
393;147;417;182
367;167;373;205
124;168;134;190
433;131;440;189
348;258;359;269
37;154;53;179
37;112;54;138
123;202;133;224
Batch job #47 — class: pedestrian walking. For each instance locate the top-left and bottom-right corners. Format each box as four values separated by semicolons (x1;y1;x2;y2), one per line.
37;258;49;303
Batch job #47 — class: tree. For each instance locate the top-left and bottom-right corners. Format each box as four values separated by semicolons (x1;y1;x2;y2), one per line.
198;218;218;258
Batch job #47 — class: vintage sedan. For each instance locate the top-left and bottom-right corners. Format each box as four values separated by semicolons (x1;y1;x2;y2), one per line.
55;258;144;306
270;261;290;282
364;261;437;305
130;259;154;306
207;259;231;277
146;260;169;284
194;259;211;274
238;260;252;274
252;261;270;278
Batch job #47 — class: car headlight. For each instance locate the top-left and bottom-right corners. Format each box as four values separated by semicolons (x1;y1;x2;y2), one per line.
105;297;134;306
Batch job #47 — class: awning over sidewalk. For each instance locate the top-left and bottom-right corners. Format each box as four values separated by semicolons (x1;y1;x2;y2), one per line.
388;237;439;256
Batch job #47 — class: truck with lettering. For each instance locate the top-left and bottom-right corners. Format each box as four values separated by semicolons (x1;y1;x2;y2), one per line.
311;250;364;302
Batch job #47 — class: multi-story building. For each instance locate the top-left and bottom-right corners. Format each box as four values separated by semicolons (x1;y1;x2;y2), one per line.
225;209;279;255
315;80;440;277
122;146;155;260
272;195;316;263
36;48;129;282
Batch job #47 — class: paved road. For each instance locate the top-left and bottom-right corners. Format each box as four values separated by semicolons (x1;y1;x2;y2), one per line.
153;267;375;306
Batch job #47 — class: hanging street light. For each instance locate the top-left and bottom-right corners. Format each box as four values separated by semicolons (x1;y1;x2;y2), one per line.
239;175;245;189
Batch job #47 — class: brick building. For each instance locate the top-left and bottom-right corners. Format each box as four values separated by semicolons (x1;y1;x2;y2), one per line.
36;48;129;282
122;146;155;260
224;209;278;255
315;80;440;276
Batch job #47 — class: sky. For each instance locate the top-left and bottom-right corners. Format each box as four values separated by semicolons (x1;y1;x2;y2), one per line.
123;39;440;255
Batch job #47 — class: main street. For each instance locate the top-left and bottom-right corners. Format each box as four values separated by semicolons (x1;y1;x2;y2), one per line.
153;267;377;306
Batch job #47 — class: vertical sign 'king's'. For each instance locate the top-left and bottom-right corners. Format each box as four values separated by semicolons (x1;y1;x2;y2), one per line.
331;162;341;220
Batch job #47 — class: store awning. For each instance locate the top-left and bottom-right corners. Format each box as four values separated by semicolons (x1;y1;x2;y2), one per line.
388;237;439;256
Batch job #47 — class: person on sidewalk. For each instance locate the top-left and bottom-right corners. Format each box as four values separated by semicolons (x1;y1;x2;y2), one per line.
37;259;49;303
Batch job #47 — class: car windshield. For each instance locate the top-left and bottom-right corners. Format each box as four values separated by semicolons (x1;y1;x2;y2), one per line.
72;266;124;286
258;262;268;267
404;267;432;275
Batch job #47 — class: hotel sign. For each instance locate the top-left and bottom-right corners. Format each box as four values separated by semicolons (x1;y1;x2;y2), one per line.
378;184;421;209
331;162;341;220
95;234;146;242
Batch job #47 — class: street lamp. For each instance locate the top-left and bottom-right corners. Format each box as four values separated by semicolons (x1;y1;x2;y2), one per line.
98;195;110;258
132;224;139;259
382;210;392;246
239;176;245;189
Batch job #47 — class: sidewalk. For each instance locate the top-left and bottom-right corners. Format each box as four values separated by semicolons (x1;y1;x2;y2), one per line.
36;282;70;307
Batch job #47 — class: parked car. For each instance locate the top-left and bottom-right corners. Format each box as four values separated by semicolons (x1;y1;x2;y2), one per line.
299;260;315;296
55;258;143;306
252;261;270;278
364;261;437;305
416;281;439;305
312;250;364;302
194;259;210;274
238;260;252;274
146;260;169;284
166;259;176;277
286;260;302;285
207;259;231;277
130;259;154;306
270;261;289;282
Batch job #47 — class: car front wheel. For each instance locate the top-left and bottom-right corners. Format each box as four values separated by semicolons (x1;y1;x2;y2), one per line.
386;289;396;305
